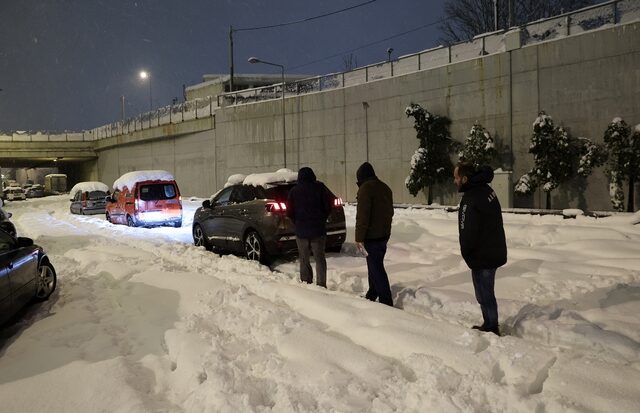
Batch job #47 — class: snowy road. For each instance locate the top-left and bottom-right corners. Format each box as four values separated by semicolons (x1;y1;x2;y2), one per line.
1;195;639;412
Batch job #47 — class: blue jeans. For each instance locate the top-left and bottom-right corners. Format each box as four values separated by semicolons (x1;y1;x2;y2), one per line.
471;269;498;327
364;239;393;306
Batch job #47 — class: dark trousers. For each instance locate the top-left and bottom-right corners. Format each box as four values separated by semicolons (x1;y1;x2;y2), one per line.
471;268;498;328
296;236;327;287
364;239;393;306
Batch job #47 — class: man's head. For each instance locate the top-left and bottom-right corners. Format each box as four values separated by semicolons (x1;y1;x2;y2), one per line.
297;167;316;183
356;162;376;187
454;162;475;192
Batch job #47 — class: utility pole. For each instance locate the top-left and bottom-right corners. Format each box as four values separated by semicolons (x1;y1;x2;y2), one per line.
229;26;235;93
120;95;125;122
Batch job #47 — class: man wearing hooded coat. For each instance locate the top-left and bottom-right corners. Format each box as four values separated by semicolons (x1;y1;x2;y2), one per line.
454;163;507;336
287;167;334;287
355;162;394;306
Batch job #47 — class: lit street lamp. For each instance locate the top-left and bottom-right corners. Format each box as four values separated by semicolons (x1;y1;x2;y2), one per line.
248;57;286;168
139;70;152;112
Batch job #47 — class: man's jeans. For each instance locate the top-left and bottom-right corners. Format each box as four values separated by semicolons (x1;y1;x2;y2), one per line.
364;239;393;306
296;236;327;287
471;268;498;328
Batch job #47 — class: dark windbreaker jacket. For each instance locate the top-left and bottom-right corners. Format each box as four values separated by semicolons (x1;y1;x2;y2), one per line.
458;166;507;270
286;167;333;239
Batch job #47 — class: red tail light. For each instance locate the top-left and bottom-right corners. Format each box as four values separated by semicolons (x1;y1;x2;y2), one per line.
333;197;343;207
265;201;287;213
82;192;87;207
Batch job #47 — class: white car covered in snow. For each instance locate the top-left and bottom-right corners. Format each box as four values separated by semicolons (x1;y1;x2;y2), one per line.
4;186;26;201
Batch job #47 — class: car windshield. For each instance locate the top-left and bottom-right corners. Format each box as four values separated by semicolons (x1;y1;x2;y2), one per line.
87;190;107;200
139;184;177;201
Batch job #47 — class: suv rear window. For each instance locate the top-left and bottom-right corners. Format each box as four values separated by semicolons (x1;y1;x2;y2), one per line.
264;184;295;201
140;184;177;201
88;190;107;200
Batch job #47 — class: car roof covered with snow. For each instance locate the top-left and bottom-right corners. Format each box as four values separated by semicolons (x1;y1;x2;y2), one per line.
70;181;110;194
113;170;175;191
223;168;297;189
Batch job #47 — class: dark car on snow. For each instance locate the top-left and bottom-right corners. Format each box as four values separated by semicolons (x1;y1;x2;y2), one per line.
192;182;346;263
0;229;57;326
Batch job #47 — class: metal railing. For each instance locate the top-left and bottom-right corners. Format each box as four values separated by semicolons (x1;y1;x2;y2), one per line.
218;0;638;107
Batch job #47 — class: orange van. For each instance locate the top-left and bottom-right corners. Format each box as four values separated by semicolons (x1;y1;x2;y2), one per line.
105;170;182;228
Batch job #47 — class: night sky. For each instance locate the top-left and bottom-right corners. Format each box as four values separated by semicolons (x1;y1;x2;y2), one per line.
0;0;446;132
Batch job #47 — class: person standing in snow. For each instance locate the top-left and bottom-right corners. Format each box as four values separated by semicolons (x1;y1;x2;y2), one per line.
454;163;507;336
355;162;394;306
287;167;334;288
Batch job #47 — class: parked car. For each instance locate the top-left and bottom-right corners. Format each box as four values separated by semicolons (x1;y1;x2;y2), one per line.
0;208;16;237
0;229;57;325
192;172;346;264
106;170;182;227
69;181;109;215
4;187;26;201
26;184;45;198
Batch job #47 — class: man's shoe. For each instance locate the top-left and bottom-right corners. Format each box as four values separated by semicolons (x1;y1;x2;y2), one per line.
471;324;486;330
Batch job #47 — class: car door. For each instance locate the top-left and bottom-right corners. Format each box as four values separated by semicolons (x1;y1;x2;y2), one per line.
70;191;82;214
0;232;38;311
223;185;258;252
200;186;234;249
0;255;10;324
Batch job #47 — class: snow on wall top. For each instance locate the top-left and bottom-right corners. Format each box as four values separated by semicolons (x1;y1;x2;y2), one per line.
45;174;67;178
225;169;298;188
113;170;175;190
70;181;109;195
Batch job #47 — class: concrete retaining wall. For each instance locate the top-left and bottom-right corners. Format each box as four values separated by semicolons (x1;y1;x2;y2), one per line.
94;22;640;210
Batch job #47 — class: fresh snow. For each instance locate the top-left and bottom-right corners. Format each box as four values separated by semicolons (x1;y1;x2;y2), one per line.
69;181;109;195
1;196;639;412
242;168;298;187
113;170;175;190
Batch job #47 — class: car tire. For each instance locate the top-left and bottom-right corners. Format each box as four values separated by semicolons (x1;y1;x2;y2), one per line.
173;220;182;228
244;230;269;264
106;212;112;223
127;215;136;227
35;261;56;301
193;224;213;251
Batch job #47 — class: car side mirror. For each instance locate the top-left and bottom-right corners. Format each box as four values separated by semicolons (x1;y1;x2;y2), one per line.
17;237;34;247
6;212;11;218
202;199;211;208
70;198;74;202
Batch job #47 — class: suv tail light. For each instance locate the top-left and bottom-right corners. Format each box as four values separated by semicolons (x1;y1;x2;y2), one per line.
333;197;343;207
265;201;287;213
82;192;87;207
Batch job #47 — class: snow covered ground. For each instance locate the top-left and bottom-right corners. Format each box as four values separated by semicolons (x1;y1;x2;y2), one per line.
0;195;639;412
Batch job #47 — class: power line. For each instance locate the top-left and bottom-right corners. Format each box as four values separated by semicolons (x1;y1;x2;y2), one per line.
234;0;378;32
290;17;446;70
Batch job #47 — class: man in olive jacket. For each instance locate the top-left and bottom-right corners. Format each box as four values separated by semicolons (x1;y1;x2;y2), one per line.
355;162;394;306
454;163;507;336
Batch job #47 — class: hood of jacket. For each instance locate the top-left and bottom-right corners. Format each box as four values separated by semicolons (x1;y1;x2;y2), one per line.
297;167;317;184
356;162;376;187
461;165;494;192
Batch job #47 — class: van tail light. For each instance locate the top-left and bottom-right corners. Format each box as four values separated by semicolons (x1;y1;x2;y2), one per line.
82;192;87;207
333;197;343;207
265;201;287;214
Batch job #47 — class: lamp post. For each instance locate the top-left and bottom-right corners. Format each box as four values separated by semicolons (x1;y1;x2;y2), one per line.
386;47;394;62
248;57;286;168
139;70;152;112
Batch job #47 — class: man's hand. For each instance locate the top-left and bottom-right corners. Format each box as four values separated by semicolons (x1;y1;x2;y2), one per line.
356;242;368;257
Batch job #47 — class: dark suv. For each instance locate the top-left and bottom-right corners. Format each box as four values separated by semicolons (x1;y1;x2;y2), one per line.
192;182;346;263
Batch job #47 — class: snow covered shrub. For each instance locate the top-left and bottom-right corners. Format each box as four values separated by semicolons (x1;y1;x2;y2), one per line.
405;103;457;204
603;118;640;211
458;122;497;169
516;111;605;209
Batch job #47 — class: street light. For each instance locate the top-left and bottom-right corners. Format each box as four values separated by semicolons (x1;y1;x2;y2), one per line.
386;47;394;62
139;70;152;112
248;56;287;168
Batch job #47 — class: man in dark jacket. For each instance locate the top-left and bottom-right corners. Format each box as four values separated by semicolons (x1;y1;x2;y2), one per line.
355;162;394;306
454;163;507;336
287;167;334;287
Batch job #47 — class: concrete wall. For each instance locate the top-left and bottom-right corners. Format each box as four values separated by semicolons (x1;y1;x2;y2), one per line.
93;22;640;210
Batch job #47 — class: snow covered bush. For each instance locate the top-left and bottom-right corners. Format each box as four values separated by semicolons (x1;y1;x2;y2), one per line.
405;103;457;204
458;122;497;169
516;111;605;209
603;118;640;211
